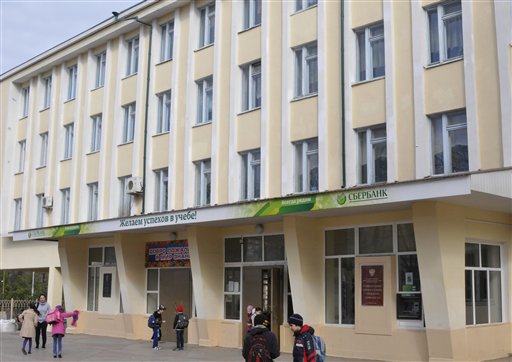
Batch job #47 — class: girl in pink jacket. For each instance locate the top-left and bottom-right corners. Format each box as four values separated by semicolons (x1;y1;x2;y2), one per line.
49;305;79;358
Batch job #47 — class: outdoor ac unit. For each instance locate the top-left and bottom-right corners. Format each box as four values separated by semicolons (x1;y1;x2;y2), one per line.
42;196;53;208
125;177;143;194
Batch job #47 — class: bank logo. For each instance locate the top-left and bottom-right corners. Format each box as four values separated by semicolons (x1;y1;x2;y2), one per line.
337;193;347;206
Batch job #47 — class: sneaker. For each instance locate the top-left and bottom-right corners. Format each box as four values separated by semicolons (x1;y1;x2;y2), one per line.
173;347;178;351
153;346;160;350
22;349;27;355
58;355;62;358
42;346;46;349
53;356;57;358
35;346;39;349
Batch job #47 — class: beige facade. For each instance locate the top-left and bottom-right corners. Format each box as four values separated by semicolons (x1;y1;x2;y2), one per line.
1;0;511;361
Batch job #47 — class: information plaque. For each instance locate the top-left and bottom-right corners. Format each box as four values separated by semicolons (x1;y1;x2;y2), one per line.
361;265;384;306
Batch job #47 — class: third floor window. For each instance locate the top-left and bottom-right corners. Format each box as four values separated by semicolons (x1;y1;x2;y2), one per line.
90;114;102;152
64;123;74;159
199;3;215;48
358;125;387;184
122;103;136;143
241;61;261;111
95;52;106;88
296;0;317;12
42;76;52;109
295;43;318;97
427;1;463;64
67;65;77;100
241;149;261;200
243;0;261;29
156;91;171;134
356;22;385;81
197;77;213;125
295;138;318;193
160;21;174;62
126;37;139;76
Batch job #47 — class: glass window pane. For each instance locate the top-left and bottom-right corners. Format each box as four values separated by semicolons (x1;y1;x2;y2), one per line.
359;131;367;183
359;225;393;254
325;258;339;324
325;229;355;256
243;236;262;262
224;267;240;292
465;243;479;267
147;269;158;291
428;10;439;63
398;255;421;292
94;267;99;312
224;294;240;320
445;15;463;59
264;235;285;261
225;238;242;262
371;38;385;78
356;31;366;81
104;247;116;266
489;271;502;323
341;258;355;324
397;224;416;252
481;244;500;268
89;248;103;265
465;270;473;325
147;293;158;314
474;270;488;324
373;141;387;182
432;117;444;174
87;268;95;311
449;127;468;173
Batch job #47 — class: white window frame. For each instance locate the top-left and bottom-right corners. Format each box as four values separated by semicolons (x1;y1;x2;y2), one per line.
199;3;215;48
296;0;317;12
119;176;132;217
122;103;136;143
355;22;385;82
14;198;22;231
21;86;30;118
88;182;99;221
243;0;261;29
126;37;139;76
18;140;26;173
160;21;174;62
156;91;171;134
154;168;169;212
358;126;387;184
241;149;261;200
146;269;161;314
39;132;48;167
36;193;45;228
64;123;74;159
294;138;319;193
241;61;261;111
95;51;106;88
67;65;77;100
195;159;211;206
294;43;318;97
196;77;213;125
61;188;71;224
427;1;463;64
42;76;52;109
90;114;102;152
430;111;468;175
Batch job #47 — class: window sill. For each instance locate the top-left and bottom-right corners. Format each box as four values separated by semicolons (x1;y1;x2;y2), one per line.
324;323;355;328
290;93;318;103
91;85;105;92
156;58;173;66
352;76;385;87
466;322;506;328
39;107;50;112
153;131;170;137
424;56;463;70
291;4;318;16
60;158;72;162
237;107;261;116
118;141;134;147
14;171;24;176
194;43;214;53
193;121;212;128
64;98;76;104
19;115;28;121
86;150;100;156
35;165;47;170
122;73;138;81
238;23;261;35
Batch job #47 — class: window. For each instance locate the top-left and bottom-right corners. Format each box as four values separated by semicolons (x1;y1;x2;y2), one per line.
119;176;132;217
67;65;77;100
465;242;503;325
356;22;385;81
88;183;99;221
90;114;102;152
154;168;169;212
42;76;52;109
95;52;106;88
39;133;48;167
18;140;26;173
14;198;22;231
295;43;318;97
358;125;387;184
430;111;468;175
156;91;171;133
243;0;261;29
241;149;261;200
122;103;136;143
296;0;317;11
160;21;174;62
61;188;71;224
294;138;318;193
146;269;160;314
21;86;30;117
241;61;261;111
195;159;211;206
199;3;215;48
36;194;45;228
196;77;213;125
427;1;463;64
64;123;74;159
126;37;139;76
87;246;116;311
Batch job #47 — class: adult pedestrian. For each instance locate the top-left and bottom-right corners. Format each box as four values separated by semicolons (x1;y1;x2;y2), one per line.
18;302;39;355
288;314;316;362
35;293;51;349
242;314;280;362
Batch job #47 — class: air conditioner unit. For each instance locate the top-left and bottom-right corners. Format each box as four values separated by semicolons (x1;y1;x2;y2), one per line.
42;196;53;209
125;177;143;194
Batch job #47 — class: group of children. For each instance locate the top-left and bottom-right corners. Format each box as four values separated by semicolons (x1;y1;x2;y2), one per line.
18;294;79;358
149;304;189;351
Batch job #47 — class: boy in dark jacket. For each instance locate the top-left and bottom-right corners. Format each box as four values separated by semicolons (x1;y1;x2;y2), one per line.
288;314;316;362
150;305;166;350
242;314;280;362
172;305;187;351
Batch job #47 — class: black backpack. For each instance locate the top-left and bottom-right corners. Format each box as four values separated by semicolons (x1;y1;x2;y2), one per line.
176;313;189;329
248;333;271;362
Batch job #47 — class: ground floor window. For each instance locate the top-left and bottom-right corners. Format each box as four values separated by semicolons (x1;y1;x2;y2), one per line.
465;241;503;325
145;268;192;315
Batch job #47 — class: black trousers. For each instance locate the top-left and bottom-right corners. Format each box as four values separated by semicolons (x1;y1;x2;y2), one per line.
35;321;48;347
176;329;184;349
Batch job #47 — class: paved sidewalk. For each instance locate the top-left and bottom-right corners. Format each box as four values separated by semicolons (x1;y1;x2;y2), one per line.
0;332;381;362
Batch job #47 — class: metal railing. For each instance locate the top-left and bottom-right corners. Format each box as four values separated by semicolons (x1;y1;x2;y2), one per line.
0;298;32;320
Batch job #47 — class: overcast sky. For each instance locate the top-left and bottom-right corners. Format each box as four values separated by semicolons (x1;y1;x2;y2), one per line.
1;0;142;74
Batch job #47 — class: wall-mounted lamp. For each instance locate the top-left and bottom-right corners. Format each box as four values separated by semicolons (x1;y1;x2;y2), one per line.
170;232;177;241
255;224;264;234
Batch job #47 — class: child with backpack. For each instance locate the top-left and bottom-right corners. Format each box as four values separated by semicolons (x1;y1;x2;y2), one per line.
148;305;166;350
48;305;79;358
172;305;188;351
242;314;280;362
18;302;39;355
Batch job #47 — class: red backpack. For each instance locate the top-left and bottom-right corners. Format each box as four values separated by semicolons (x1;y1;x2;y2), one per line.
248;333;272;362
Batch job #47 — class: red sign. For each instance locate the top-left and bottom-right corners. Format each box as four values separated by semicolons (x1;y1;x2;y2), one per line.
361;265;384;306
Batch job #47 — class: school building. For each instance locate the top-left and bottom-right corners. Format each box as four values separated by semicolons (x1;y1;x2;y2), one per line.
1;0;511;361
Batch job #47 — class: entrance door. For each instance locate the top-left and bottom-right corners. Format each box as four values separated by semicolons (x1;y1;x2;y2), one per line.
98;267;119;315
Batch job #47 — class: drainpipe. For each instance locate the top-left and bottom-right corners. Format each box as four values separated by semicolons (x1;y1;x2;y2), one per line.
141;25;152;214
341;0;346;188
